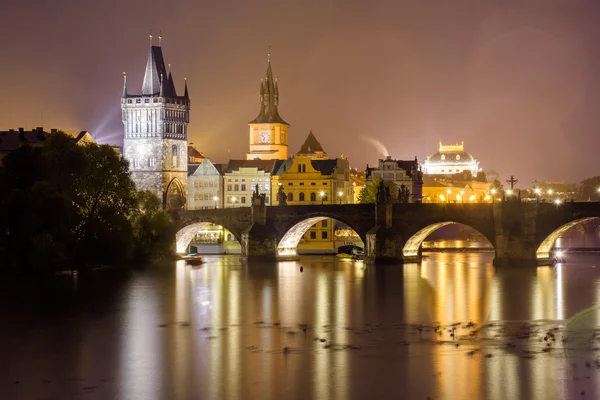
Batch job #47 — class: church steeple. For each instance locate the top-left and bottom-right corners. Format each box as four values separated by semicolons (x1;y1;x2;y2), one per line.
249;52;288;125
122;72;127;98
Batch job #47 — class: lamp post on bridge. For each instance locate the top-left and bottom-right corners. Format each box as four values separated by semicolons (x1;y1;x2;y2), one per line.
320;191;325;205
338;190;343;204
213;196;218;209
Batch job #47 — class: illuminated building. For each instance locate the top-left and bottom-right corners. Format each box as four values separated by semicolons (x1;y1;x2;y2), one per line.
271;131;356;253
121;36;190;209
365;156;423;202
246;52;289;160
420;142;490;203
188;143;205;164
422;142;480;176
223;160;276;207
187;158;226;210
350;169;366;204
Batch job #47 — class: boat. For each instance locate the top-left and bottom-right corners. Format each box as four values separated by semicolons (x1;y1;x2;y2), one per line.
182;253;204;265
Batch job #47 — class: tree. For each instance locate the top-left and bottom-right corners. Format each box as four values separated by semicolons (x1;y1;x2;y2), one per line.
357;177;397;204
489;179;505;198
577;176;600;201
0;131;175;273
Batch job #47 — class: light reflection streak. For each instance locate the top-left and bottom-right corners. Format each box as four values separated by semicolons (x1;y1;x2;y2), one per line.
314;273;329;400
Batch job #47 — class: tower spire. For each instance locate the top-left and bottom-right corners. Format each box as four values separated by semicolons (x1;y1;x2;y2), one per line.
159;72;165;97
159;31;162;47
122;72;127;98
184;77;189;100
149;32;153;47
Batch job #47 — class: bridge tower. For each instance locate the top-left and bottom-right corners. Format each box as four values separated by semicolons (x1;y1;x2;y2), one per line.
121;34;190;210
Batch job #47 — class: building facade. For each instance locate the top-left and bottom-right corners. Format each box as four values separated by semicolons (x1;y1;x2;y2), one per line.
223;160;275;207
121;38;190;210
187;158;224;210
366;156;423;203
247;53;289;160
421;142;480;176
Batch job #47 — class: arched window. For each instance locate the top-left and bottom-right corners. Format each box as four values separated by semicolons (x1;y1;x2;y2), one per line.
172;145;178;167
310;192;316;201
288;193;293;201
299;192;305;201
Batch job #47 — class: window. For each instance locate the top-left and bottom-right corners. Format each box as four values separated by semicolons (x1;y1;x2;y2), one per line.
298;165;302;173
234;184;239;191
288;193;293;201
265;184;270;190
171;145;178;167
299;193;305;201
266;196;270;204
227;197;232;203
288;182;293;186
302;164;306;173
127;99;132;104
322;182;327;186
241;184;246;191
310;231;317;239
145;99;150;103
194;193;198;200
241;197;246;204
242;179;246;182
322;231;328;239
194;181;199;188
300;182;304;186
322;220;328;228
311;182;316;186
227;184;232;191
310;192;316;201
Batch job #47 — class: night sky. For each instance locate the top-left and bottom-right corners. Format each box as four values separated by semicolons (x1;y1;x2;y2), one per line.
2;0;599;185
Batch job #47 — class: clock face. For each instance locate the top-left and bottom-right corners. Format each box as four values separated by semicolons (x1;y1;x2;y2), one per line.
259;131;270;143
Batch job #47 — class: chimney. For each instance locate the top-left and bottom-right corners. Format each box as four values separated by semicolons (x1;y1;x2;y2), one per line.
36;127;46;141
18;128;26;142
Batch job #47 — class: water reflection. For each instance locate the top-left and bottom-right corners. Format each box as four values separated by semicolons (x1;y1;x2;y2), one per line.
3;252;600;399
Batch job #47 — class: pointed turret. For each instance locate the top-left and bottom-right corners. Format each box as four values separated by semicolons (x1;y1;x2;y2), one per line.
159;73;165;97
122;72;128;98
141;45;169;95
184;78;189;101
167;71;177;97
250;52;288;125
298;130;327;159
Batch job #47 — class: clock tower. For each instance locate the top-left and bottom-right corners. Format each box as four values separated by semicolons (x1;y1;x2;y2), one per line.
246;53;289;160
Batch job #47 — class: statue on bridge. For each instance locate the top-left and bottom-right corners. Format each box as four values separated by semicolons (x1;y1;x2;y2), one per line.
277;185;288;206
252;184;266;206
398;184;410;203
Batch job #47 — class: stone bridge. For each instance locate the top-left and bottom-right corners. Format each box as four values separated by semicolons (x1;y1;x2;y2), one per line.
174;200;600;266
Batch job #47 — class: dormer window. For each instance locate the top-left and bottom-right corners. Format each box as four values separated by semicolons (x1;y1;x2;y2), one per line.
456;155;461;160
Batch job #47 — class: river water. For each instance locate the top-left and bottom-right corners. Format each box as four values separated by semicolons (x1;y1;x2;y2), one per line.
2;251;600;400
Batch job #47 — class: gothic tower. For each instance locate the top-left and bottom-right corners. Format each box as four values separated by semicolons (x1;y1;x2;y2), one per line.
247;53;289;160
121;36;190;210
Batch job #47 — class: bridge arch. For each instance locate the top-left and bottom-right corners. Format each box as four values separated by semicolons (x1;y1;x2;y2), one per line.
536;217;598;260
175;220;241;254
403;221;494;258
276;212;366;258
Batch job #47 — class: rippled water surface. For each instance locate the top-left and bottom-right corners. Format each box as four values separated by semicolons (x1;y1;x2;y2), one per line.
2;252;600;400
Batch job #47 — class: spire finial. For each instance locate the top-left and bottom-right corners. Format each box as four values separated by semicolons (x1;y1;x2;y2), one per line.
159;31;162;46
168;63;171;72
122;72;127;97
149;31;153;46
268;45;271;61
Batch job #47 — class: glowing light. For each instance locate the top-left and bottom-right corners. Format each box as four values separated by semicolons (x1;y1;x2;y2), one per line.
556;251;564;257
278;248;298;257
506;189;513;195
460;190;465;195
469;195;475;201
484;195;490;201
213;196;218;201
548;189;553;195
231;197;237;202
491;189;497;195
338;191;343;196
446;189;451;194
554;199;561;205
320;191;325;197
439;194;445;201
534;188;541;195
456;195;462;202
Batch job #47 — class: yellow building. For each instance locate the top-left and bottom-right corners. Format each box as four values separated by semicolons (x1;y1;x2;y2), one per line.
421;175;491;203
247;53;289;160
271;132;355;253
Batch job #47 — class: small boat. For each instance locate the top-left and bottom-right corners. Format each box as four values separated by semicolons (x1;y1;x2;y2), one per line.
182;253;204;265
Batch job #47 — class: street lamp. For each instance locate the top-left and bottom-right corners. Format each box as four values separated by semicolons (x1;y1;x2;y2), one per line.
460;190;465;203
213;196;218;209
506;189;513;196
320;191;325;205
446;189;451;204
231;196;237;208
548;189;553;195
554;198;561;209
338;190;343;204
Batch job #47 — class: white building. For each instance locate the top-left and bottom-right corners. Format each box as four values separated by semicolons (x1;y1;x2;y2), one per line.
223;160;276;207
421;142;480;177
187;158;225;210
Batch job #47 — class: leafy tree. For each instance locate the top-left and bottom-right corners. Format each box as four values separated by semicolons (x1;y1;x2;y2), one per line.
489;179;505;198
357;177;397;204
577;176;600;201
0;131;175;273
